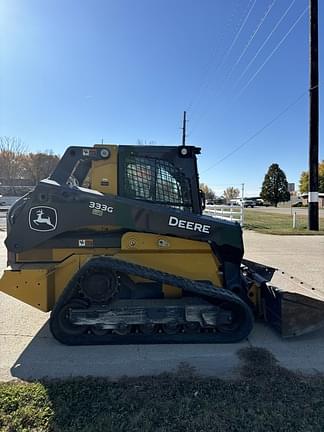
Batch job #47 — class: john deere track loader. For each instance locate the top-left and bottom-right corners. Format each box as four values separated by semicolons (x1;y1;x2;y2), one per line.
0;144;323;345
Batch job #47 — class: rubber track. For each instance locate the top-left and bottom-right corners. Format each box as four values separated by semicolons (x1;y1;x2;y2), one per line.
50;256;254;345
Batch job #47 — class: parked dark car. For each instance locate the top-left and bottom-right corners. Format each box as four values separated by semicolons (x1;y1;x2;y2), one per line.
292;201;303;207
255;198;270;207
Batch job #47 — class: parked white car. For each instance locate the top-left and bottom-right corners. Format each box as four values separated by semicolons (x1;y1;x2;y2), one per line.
242;199;256;208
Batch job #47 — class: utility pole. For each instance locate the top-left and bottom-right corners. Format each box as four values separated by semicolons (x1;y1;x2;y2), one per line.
241;183;245;226
308;0;319;230
181;111;187;146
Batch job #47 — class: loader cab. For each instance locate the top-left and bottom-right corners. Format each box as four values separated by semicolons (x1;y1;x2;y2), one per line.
118;145;202;214
49;144;203;214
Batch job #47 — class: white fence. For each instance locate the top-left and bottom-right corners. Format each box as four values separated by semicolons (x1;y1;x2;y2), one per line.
204;204;243;226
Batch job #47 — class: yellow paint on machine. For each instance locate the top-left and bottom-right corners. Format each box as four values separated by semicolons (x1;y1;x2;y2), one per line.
0;232;223;312
91;145;118;194
0;255;81;312
116;232;223;297
0;265;54;312
17;248;120;263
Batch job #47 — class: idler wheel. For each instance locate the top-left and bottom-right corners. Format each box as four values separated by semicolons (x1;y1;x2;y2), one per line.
91;326;108;336
113;323;131;335
56;299;89;336
162;322;182;335
217;302;242;334
184;322;201;333
139;323;157;335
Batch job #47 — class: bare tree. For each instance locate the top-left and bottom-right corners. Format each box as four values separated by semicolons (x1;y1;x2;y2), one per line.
0;137;27;189
199;183;216;200
223;187;240;203
24;151;60;184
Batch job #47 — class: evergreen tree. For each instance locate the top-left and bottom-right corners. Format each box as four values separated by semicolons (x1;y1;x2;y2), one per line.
260;163;290;207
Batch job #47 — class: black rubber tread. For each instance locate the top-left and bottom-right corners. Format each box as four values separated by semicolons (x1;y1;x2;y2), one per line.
50;256;254;345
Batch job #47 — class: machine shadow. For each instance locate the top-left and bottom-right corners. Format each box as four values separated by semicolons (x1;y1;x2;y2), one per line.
10;320;143;382
10;321;65;381
10;319;324;383
10;319;252;382
9;320;198;382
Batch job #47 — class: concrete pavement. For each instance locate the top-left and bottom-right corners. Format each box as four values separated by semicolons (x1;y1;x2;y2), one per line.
0;230;324;382
0;214;6;231
243;230;324;291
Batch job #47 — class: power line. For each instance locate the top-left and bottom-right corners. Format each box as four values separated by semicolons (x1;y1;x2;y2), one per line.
237;6;308;96
186;0;241;113
219;0;257;72
189;0;276;134
202;91;307;173
233;0;297;90
226;0;277;82
188;2;307;140
187;0;256;116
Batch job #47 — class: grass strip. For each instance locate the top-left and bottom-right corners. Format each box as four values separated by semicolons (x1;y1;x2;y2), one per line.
244;210;324;234
1;348;324;432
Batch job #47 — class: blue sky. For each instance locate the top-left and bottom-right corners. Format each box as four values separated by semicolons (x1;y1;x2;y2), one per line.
0;0;322;196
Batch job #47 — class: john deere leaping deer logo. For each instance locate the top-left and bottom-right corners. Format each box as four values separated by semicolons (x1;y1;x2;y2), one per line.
29;207;57;231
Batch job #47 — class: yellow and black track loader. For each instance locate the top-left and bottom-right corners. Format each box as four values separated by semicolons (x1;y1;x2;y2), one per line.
0;144;323;345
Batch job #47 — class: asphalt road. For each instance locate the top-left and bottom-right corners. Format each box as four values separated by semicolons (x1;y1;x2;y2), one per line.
0;230;324;382
247;206;324;217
